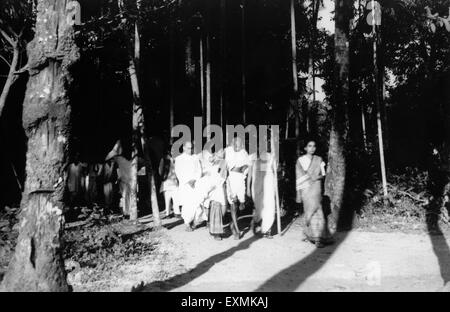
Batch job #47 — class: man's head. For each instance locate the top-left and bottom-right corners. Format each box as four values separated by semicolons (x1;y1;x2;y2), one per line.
183;141;193;155
232;137;243;152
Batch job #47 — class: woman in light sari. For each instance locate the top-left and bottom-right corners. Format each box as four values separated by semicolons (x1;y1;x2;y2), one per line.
296;140;333;248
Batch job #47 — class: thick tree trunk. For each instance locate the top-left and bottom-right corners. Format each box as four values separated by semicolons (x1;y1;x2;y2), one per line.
324;0;351;231
1;0;80;292
0;43;20;118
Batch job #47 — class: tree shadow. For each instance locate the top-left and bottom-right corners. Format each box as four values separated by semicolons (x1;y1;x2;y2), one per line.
254;152;370;291
132;235;260;292
425;199;450;288
164;218;184;230
426;217;450;288
254;230;349;291
426;154;450;289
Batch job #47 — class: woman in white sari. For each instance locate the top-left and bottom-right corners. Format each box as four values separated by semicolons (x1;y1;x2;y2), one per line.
248;150;277;238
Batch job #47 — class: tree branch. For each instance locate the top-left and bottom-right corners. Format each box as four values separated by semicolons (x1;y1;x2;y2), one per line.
14;64;29;75
0;54;11;67
0;27;15;47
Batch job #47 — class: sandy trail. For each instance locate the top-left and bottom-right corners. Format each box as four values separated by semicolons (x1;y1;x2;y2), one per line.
136;217;450;292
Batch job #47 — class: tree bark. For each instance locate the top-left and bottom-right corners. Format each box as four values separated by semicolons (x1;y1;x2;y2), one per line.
324;0;351;231
1;0;80;292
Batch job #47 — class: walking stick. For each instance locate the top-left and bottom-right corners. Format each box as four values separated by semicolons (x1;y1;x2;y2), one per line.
274;155;281;235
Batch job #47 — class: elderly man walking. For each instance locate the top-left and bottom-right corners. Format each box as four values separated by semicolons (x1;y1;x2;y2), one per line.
174;141;202;231
225;137;250;239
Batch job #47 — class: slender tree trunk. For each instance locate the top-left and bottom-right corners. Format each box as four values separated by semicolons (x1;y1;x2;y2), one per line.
205;34;211;138
128;22;141;221
241;0;247;124
290;0;300;145
219;0;226;128
0;42;20;118
199;34;205;122
324;0;351;231
169;20;175;138
306;0;321;133
123;2;161;226
2;0;80;291
372;5;388;199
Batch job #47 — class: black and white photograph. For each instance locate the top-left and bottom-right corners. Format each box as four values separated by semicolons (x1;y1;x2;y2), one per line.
0;0;449;296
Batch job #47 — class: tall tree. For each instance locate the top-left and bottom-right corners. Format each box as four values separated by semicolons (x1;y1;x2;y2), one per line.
306;0;322;133
324;0;352;231
119;0;161;226
290;0;299;140
241;0;247;124
2;0;80;291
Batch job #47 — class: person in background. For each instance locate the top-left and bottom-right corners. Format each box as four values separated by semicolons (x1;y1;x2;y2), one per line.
295;139;333;248
225;136;250;240
67;153;84;206
174;141;202;231
159;146;180;219
101;157;118;213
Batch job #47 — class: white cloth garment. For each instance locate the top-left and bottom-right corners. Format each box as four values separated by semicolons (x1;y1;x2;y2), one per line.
249;152;276;233
225;146;250;203
298;155;326;176
174;153;202;225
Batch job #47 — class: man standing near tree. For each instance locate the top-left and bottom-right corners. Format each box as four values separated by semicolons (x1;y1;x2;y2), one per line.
174;141;202;231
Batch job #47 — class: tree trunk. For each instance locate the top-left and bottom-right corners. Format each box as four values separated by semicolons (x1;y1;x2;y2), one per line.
290;0;300;151
1;0;80;292
306;0;321;133
219;0;226;128
199;34;205;122
205;34;211;138
0;42;20;118
241;0;247;124
124;3;160;226
169;20;175;138
324;0;351;231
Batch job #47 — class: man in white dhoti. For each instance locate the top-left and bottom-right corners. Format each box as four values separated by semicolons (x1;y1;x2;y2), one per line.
174;141;202;231
225;137;250;239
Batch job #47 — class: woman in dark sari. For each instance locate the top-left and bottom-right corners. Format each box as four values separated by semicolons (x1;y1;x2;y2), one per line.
296;140;333;248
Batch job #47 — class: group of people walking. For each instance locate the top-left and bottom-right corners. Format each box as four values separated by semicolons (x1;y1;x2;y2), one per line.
160;137;334;247
66;137;334;247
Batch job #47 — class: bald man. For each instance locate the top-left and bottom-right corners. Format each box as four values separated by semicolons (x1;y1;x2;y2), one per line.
174;141;202;231
225;137;250;239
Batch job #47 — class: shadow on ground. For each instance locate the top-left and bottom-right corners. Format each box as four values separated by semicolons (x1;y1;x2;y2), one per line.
133;235;260;291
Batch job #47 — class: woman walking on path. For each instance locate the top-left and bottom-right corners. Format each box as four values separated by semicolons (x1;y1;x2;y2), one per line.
296;140;333;248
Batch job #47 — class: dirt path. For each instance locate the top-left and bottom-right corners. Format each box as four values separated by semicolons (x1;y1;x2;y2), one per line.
134;217;450;292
